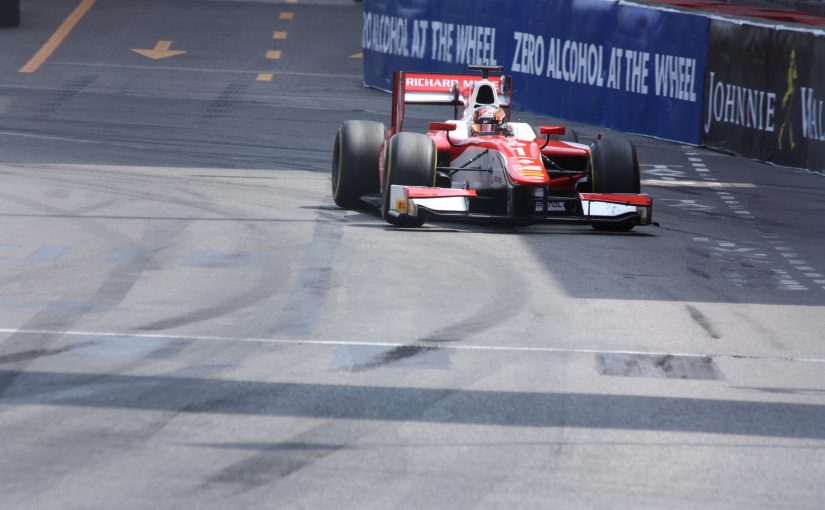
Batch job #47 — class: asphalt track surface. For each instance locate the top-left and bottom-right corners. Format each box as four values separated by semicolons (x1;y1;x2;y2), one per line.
1;1;824;508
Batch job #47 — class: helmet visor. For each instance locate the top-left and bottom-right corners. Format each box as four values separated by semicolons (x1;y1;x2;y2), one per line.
472;122;498;134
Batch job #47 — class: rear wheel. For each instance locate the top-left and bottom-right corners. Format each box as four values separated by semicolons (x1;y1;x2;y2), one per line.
332;120;385;209
589;137;640;232
381;132;436;228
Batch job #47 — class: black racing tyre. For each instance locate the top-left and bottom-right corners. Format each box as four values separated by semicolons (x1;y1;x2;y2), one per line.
0;0;20;27
590;137;640;193
381;132;436;228
331;120;385;209
589;136;641;232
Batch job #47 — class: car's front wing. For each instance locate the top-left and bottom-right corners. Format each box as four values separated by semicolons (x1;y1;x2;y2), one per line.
386;185;653;226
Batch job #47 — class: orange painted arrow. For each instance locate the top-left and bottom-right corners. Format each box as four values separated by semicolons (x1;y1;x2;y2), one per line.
131;40;186;60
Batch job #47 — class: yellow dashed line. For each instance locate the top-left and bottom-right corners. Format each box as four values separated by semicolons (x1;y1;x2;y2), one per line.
258;6;293;83
285;0;298;4
20;0;97;73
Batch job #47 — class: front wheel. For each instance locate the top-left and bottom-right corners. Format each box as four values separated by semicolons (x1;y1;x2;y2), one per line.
589;137;640;232
332;120;385;209
381;132;437;228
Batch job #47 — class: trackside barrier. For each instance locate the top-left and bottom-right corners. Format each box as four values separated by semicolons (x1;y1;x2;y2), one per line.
364;0;825;171
703;20;825;171
363;0;709;144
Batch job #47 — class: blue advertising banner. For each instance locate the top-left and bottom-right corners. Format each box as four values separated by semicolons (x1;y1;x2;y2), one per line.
363;0;709;144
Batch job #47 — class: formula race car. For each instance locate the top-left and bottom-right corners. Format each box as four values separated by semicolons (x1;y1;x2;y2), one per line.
331;65;652;230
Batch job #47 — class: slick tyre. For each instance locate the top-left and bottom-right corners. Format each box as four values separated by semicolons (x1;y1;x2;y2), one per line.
589;137;640;232
332;120;385;209
381;132;437;228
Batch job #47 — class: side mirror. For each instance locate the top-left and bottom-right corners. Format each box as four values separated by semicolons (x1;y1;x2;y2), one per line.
539;126;565;136
539;126;565;150
429;122;457;132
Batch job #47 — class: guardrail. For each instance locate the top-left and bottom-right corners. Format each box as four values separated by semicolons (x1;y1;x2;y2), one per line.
363;0;825;172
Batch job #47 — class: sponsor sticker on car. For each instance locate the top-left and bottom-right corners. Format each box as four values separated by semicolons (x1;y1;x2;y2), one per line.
536;201;566;212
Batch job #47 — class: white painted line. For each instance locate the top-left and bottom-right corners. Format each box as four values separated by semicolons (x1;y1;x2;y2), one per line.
774;247;792;251
692;237;710;242
640;180;755;188
0;130;106;145
781;253;799;258
2;327;825;364
47;61;363;79
789;260;807;265
797;267;815;271
688;157;702;162
804;273;823;278
815;279;825;284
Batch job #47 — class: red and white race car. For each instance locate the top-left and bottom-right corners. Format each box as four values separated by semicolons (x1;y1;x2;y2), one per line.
332;65;653;230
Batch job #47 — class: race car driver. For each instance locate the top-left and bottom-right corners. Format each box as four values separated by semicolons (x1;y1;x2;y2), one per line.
470;105;510;136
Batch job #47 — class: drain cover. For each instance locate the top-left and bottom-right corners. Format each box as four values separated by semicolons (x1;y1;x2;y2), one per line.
595;353;723;380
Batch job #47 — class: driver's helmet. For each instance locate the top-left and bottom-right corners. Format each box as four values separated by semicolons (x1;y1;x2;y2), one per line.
470;105;507;135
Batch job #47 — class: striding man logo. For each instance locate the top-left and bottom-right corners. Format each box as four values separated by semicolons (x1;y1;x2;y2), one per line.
778;49;798;151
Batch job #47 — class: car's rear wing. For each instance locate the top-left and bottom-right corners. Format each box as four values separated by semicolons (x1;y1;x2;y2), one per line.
390;69;512;135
